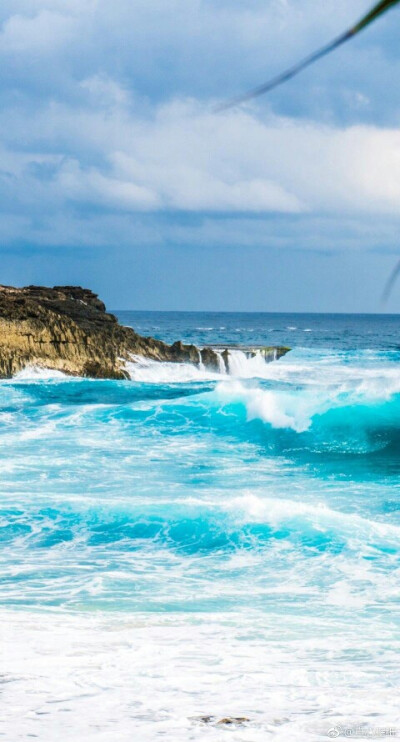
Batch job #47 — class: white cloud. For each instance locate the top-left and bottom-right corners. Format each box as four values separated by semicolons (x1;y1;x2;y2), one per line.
2;95;400;226
0;10;75;52
0;0;372;100
0;0;399;251
57;158;160;210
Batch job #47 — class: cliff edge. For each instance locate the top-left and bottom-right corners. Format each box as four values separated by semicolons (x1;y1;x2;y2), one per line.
0;285;289;378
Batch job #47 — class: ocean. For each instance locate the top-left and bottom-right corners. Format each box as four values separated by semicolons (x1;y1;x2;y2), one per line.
1;311;400;741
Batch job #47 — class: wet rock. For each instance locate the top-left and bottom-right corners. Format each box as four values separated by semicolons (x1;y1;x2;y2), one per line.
221;349;230;372
200;347;222;372
260;345;291;360
169;340;200;364
197;715;215;724
217;717;250;726
194;715;250;726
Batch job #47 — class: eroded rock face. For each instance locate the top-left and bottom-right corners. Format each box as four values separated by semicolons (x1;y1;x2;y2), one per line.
0;285;290;379
200;347;222;372
0;285;200;379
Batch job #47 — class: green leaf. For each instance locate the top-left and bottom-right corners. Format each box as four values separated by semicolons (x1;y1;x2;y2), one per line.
353;0;400;34
219;0;400;110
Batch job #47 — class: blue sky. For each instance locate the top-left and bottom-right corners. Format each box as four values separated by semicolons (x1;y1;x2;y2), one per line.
1;0;400;311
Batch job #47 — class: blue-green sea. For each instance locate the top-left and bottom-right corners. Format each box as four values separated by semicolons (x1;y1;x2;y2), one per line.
1;312;400;741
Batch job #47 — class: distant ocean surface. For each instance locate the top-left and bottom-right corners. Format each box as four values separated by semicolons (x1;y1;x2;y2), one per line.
2;312;400;741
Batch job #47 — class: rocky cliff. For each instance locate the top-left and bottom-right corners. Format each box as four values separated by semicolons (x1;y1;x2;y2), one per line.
0;285;289;378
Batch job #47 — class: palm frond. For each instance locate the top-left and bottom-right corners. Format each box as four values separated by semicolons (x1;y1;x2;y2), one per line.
382;258;400;303
218;0;400;110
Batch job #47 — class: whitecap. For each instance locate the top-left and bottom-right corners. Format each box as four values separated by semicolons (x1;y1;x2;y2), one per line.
13;366;67;380
126;357;220;383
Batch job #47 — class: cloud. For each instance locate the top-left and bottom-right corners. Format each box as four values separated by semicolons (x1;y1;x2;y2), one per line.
2;91;400;238
0;10;75;52
0;0;400;254
0;0;395;118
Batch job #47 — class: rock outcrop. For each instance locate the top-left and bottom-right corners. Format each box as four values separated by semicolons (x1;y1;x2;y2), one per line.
0;285;289;378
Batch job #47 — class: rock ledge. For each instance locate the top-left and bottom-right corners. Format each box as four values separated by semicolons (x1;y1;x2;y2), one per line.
0;285;289;378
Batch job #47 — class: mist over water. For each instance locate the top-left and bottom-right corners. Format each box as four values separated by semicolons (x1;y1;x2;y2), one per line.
2;312;400;740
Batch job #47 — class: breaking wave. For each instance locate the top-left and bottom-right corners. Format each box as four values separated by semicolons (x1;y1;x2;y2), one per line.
13;365;67;380
213;377;400;439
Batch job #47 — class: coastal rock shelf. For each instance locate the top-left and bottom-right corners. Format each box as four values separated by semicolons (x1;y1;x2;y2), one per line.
203;345;289;374
0;285;290;378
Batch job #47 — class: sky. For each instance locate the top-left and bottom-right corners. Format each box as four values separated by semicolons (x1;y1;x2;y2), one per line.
1;0;400;311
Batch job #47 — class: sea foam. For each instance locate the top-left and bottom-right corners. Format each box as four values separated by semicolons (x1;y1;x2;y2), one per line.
2;317;400;741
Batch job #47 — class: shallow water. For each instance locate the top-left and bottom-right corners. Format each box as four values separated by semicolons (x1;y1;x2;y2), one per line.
1;312;400;740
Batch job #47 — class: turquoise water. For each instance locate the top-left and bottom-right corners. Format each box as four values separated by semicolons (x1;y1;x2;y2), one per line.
1;313;400;740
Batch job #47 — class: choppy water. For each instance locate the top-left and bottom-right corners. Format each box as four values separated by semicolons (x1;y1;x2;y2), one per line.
1;312;400;741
